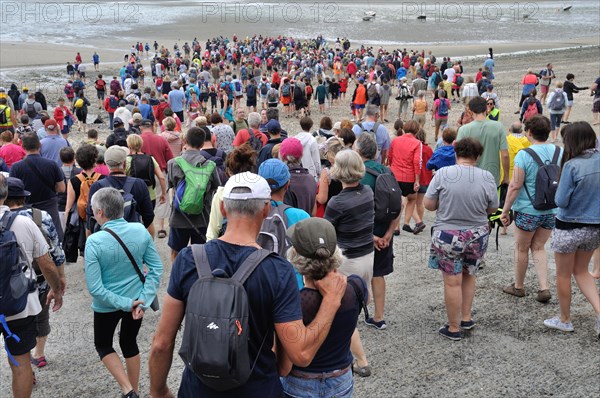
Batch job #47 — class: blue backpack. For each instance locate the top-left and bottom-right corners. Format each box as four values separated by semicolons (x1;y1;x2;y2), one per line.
0;212;35;365
438;98;449;117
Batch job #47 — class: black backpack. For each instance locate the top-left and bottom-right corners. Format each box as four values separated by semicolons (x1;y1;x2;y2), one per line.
0;106;8;124
523;147;561;211
179;245;271;392
25;102;37;119
247;129;263;152
128;154;156;188
366;167;402;223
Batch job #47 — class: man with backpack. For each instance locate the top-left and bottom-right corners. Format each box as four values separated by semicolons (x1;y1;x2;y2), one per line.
351;105;391;164
0;174;64;398
105;117;130;148
5;177;66;373
232;112;267;150
21;93;42;121
86;145;155;236
103;92;120;130
149;171;347;398
245;78;258;112
166;127;220;262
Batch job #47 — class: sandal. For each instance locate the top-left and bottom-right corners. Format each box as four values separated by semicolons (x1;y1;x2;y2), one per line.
352;360;371;377
157;230;167;239
31;355;47;368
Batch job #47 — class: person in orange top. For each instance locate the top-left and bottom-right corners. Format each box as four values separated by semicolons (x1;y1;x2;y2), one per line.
518;68;539;110
387;120;425;235
352;77;368;122
412;90;428;127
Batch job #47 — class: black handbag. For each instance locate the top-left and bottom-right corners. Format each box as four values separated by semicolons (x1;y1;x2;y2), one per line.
104;228;160;311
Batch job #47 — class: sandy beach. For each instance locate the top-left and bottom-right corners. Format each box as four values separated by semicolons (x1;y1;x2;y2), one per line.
1;41;599;396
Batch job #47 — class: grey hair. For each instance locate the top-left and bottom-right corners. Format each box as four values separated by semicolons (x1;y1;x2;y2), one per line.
330;149;365;183
287;245;344;281
223;187;269;217
417;90;425;99
365;104;379;117
91;187;124;220
282;155;301;167
0;174;8;201
247;112;261;128
355;133;378;160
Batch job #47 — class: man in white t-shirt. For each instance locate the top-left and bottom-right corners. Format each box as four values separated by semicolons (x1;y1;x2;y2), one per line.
443;66;456;84
0;174;64;398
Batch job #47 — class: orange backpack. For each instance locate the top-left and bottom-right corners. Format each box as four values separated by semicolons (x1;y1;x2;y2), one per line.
76;172;101;220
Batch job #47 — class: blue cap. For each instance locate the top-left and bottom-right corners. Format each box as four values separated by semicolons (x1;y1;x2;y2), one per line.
258;159;290;190
265;119;281;134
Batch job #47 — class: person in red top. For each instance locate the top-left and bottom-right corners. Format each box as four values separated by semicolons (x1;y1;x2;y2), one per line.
387;120;425;234
53;97;74;137
271;68;281;89
0;131;26;168
154;97;170;126
139;119;173;173
339;77;348;100
232;112;267;148
413;128;433;230
75;52;82;64
346;61;357;77
103;93;119;130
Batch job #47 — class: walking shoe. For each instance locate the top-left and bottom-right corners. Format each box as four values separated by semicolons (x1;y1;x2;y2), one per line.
536;289;551;303
122;390;139;398
502;283;526;298
365;318;387;330
30;356;47;368
595;314;600;339
352;360;372;377
438;325;462;341
402;224;414;233
460;320;476;330
413;222;426;235
543;316;574;332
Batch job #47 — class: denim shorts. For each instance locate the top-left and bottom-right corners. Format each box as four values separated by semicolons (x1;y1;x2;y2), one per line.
514;211;555;232
550;113;563;130
281;371;353;398
428;225;490;276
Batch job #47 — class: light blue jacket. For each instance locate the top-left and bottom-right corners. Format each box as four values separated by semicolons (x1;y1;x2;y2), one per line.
555;150;600;224
84;218;163;313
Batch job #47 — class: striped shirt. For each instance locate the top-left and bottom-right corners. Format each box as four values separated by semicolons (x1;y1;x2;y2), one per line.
324;184;374;259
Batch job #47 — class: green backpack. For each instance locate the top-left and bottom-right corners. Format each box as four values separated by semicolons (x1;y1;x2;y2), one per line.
174;157;216;215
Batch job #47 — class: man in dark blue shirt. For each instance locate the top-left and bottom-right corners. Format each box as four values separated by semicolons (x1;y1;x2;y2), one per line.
10;132;65;240
149;172;347;398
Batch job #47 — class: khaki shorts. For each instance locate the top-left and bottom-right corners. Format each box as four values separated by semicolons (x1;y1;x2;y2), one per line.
339;251;375;288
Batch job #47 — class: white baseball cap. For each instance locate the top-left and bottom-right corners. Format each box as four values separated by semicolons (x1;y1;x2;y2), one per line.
223;172;271;200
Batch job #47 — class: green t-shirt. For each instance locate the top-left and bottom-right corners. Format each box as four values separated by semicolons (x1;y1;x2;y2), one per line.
456;119;508;186
361;159;390;237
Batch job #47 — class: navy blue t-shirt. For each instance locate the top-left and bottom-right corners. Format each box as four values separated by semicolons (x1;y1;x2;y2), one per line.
10;154;64;204
168;240;302;398
293;275;367;373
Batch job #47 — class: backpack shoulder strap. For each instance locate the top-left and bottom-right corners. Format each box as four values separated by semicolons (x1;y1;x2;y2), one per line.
523;147;544;167
348;275;369;321
32;208;42;228
357;122;364;131
371;122;380;133
1;211;18;233
191;244;213;278
365;167;380;178
122;177;135;194
232;248;272;284
551;146;561;165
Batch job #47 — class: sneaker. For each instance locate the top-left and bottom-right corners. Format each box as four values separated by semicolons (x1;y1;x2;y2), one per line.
543;316;574;332
502;283;526;298
439;325;462;341
413;222;426;235
402;224;414;233
30;356;47;368
460;320;476;330
536;289;551;303
365;318;387;330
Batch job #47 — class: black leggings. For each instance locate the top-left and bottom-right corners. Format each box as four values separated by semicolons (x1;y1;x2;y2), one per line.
94;311;142;360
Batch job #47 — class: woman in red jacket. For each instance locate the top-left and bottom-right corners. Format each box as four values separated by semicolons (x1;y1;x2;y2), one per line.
53;97;74;138
387;120;425;234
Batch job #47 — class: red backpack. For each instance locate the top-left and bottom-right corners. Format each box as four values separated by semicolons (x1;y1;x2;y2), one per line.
523;100;539;120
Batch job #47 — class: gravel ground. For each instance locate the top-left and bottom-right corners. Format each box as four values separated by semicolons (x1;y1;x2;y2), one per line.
1;46;600;397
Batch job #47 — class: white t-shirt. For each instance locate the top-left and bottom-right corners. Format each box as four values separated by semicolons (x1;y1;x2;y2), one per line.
1;206;49;321
444;67;456;82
